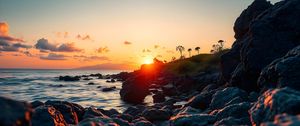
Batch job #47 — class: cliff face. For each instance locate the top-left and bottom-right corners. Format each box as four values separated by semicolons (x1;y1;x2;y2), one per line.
221;0;300;92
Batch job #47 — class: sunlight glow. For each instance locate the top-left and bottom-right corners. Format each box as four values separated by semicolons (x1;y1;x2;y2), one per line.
143;58;153;65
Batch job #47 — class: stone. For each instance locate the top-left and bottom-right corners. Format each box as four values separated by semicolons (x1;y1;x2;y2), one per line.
102;86;116;92
186;91;214;110
258;45;300;91
215;102;251;121
0;97;32;126
45;100;79;124
58;75;80;81
77;117;118;126
83;107;108;119
261;114;300;126
170;114;216;126
31;100;44;108
152;92;165;103
249;87;300;125
214;117;250;126
209;87;248;110
142;108;171;122
161;83;177;96
31;105;67;126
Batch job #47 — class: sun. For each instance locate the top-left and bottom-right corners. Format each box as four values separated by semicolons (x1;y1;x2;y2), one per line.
143;58;153;65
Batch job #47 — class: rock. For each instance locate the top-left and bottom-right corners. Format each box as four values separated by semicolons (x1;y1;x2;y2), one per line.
98;108;120;117
102;86;116;92
123;106;146;117
220;0;272;83
106;79;116;83
215;102;251;122
170;114;216;126
120;74;152;103
152;92;165;103
89;73;102;78
31;105;67;126
45;100;79;124
249;91;259;102
87;82;95;85
214;116;250;126
176;106;201;116
97;86;102;88
209;87;248;110
0;97;32;126
77;117;118;126
258;45;300;91
111;72;132;81
249;87;300;125
186;90;214;110
112;118;132;126
83;107;108;119
161;83;177;96
261;114;300;126
31;100;44;108
133;117;153;126
70;102;85;121
83;78;92;80
141;108;171;122
58;75;80;81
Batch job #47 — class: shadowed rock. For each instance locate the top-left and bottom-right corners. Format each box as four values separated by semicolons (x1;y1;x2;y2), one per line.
261;114;300;126
249;88;300;125
83;107;108;119
142;108;171;122
31;105;67;126
0;97;32;126
170;114;216;126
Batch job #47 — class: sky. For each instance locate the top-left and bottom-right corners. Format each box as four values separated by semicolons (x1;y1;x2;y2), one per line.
0;0;280;70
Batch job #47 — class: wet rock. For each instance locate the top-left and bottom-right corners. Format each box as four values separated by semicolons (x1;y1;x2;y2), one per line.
215;102;251;122
97;86;102;88
176;106;201;116
112;118;132;126
83;78;92;80
58;75;80;81
45;100;79;124
0;97;32;126
186;91;214;110
112;114;133;122
249;91;259;102
77;117;117;126
161;83;177;96
31;100;44;108
98;108;120;117
249;87;300;125
106;79;116;83
142;108;171;122
209;87;248;110
261;114;300;126
83;107;108;119
102;86;116;92
71;102;85;121
220;0;272;83
152;92;165;103
258;45;300;91
31;105;67;126
123;106;146;117
89;73;102;78
87;82;95;85
214;116;250;126
170;114;216;126
133;117;153;126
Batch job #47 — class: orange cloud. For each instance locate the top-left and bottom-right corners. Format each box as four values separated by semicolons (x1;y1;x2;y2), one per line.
0;22;24;42
124;41;132;45
35;38;82;52
96;46;109;53
76;34;92;41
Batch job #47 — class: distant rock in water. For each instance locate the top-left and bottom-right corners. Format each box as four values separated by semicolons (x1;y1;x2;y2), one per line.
59;75;80;81
102;86;116;92
221;0;300;92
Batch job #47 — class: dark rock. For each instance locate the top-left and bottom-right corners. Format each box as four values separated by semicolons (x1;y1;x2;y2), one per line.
261;114;300;126
58;75;80;81
31;100;44;108
161;83;177;96
176;106;201;116
45;100;79;124
133;117;153;126
0;97;32;126
31;105;67;126
102;86;116;92
249;87;300;125
77;117;117;126
89;73;102;78
258;45;300;91
214;116;250;126
70;102;85;121
83;107;108;119
112;118;132;126
170;114;216;126
249;91;259;102
209;87;248;110
87;82;95;85
111;72;132;81
220;0;272;83
97;86;102;88
215;102;251;122
83;78;92;80
152;92;165;103
106;79;116;83
186;90;214;110
123;106;146;117
97;108;120;117
112;114;133;122
141;108;171;122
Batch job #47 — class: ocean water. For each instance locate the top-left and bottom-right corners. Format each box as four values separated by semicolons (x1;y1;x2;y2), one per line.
0;69;142;111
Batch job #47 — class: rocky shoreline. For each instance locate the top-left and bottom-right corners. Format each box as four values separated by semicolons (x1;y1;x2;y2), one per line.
1;0;300;126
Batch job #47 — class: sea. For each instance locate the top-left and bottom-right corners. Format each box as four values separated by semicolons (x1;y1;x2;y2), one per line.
0;69;151;112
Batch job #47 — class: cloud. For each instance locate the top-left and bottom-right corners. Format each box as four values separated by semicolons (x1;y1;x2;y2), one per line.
142;49;151;53
124;41;132;45
0;42;32;52
12;43;32;49
76;34;92;41
154;45;160;49
0;22;24;42
35;38;82;52
74;55;110;61
22;51;33;57
40;53;67;60
0;40;9;46
96;46;109;53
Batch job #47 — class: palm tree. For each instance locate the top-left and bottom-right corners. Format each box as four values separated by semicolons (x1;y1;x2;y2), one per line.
218;40;225;51
195;47;200;54
176;45;185;59
188;48;192;57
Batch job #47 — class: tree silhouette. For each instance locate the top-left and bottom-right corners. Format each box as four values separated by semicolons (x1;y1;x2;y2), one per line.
176;45;185;59
195;47;200;54
188;48;192;57
211;40;225;53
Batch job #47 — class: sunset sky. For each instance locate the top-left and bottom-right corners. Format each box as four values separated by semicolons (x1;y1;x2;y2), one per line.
0;0;279;70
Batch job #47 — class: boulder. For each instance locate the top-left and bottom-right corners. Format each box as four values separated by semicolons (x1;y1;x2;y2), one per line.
152;92;165;103
83;107;108;119
214;116;250;126
215;102;251;122
141;108;171;122
258;45;300;91
58;75;80;81
186;90;215;110
31;100;44;108
170;114;216;126
249;87;300;125
97;108;120;117
176;106;201;116
111;114;133;122
31;105;67;126
123;106;146;117
220;0;272;83
261;114;300;126
77;117;118;126
45;100;79;124
0;97;32;126
209;87;248;110
132;117;153;126
161;83;177;96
